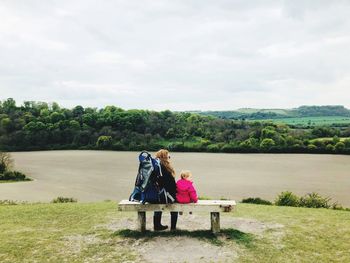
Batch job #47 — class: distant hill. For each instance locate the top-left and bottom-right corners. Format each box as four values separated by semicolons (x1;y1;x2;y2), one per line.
194;105;350;120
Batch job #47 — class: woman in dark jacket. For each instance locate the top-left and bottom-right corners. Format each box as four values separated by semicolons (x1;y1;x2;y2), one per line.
153;149;178;231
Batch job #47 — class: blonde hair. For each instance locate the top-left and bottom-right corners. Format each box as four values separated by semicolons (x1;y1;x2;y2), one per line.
155;149;176;178
180;170;192;179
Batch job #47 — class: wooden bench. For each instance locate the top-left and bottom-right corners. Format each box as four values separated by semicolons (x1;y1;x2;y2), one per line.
118;200;236;233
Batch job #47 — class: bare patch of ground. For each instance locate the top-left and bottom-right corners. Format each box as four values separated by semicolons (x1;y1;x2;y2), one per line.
103;213;283;236
98;212;284;263
223;217;284;236
135;236;237;263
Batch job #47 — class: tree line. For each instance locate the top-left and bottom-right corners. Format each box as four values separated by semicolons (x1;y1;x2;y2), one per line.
1;98;350;154
198;105;350;120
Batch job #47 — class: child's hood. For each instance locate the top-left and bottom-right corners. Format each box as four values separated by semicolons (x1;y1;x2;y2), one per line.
177;179;193;190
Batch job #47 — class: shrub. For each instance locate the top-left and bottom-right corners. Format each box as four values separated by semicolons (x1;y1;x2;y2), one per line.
221;144;236;153
242;197;272;205
168;142;187;151
2;171;15;180
96;135;113;149
307;144;317;150
51;197;77;203
344;138;350;148
0;152;13;173
0;171;28;181
14;171;26;180
313;140;325;148
0;200;19;205
299;192;331;208
198;196;212;200
335;142;345;152
331;202;344;210
260;138;275;150
207;144;220;152
275;191;300;207
0;163;5;174
325;144;335;152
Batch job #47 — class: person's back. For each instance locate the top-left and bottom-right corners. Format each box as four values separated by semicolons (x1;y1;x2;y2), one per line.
176;171;198;204
159;164;176;200
153;149;178;231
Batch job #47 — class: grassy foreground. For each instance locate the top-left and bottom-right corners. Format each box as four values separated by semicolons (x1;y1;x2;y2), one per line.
0;201;349;263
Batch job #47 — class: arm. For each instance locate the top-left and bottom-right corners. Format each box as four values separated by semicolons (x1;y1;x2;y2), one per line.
189;184;198;203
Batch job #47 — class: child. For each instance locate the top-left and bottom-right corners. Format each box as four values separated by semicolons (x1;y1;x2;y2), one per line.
176;170;198;203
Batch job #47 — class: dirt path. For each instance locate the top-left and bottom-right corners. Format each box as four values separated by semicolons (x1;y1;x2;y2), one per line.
99;213;284;263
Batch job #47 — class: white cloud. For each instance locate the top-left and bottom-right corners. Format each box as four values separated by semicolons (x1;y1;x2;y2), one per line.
1;0;350;110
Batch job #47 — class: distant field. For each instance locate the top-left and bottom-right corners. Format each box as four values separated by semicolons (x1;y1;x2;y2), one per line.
310;137;349;142
258;116;350;126
237;108;289;115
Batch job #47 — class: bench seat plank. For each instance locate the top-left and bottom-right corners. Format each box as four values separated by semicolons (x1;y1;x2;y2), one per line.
118;200;236;213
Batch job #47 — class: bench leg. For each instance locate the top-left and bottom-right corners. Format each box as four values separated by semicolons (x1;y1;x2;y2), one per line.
138;211;146;232
210;212;220;234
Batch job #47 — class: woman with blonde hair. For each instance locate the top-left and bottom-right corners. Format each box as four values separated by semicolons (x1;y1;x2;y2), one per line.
153;149;178;231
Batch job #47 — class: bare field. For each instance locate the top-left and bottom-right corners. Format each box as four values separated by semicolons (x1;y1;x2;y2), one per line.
1;150;349;206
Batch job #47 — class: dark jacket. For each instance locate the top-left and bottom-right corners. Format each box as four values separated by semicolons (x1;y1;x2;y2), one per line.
159;164;176;200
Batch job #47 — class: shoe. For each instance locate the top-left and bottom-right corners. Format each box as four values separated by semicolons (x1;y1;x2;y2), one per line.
154;224;168;231
153;213;168;231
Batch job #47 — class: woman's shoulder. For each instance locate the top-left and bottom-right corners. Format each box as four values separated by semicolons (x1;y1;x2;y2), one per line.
160;165;172;176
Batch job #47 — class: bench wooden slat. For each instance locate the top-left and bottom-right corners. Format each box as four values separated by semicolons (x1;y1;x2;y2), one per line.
118;200;236;213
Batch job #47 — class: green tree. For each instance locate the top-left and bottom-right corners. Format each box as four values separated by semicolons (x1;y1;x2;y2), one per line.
260;138;275;150
332;136;340;145
313;140;325;148
40;109;50;117
24;121;46;132
50;102;60;111
2;98;16;113
50;112;65;123
82;113;96;126
69;120;80;130
166;128;175;138
307;144;317;150
326;144;335;152
335;142;345;152
0;118;12;132
261;126;276;139
344;139;350;148
96;136;113;149
72;106;84;117
239;138;258;149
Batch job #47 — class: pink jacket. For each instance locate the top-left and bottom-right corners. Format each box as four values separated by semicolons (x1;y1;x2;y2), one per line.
176;179;198;203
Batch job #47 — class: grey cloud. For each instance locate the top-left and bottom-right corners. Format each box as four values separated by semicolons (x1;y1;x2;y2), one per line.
1;0;350;110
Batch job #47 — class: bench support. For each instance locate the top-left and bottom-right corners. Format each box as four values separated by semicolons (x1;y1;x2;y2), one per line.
210;212;220;234
119;200;236;234
138;211;146;232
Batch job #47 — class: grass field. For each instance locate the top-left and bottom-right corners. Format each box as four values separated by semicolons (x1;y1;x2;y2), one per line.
310;137;349;142
1;201;349;262
259;116;350;126
237;108;290;115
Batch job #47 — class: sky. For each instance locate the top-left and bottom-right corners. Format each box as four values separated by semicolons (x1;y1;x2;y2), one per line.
1;0;350;111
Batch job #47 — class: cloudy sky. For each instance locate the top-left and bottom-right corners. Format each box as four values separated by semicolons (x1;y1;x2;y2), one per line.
1;0;350;111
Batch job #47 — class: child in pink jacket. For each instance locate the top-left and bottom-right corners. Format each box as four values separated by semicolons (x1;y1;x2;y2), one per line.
176;170;198;203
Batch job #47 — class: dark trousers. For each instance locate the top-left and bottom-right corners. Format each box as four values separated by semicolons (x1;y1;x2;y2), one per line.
154;211;178;229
